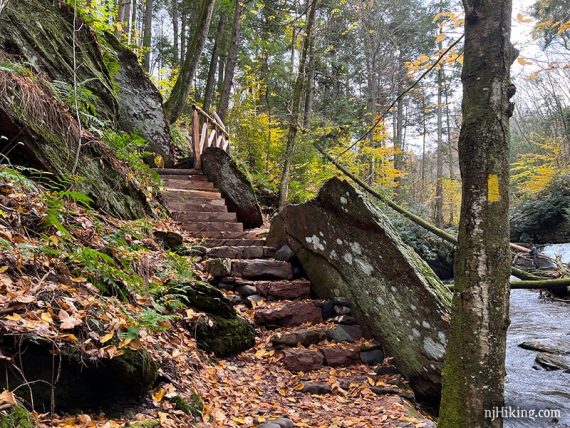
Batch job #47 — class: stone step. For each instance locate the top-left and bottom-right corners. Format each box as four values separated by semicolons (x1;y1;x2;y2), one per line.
181;222;244;233
232;259;293;279
208;259;294;279
169;203;228;213
207;246;276;260
164;190;223;200
255;279;311;300
171;211;237;222
280;343;383;372
191;231;262;240
202;238;266;248
253;300;323;328
153;168;203;175
162;179;215;191
159;174;208;182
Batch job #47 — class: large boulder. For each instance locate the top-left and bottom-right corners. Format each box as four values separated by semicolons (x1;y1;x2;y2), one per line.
0;66;152;219
268;178;452;406
201;147;263;228
0;0;175;166
103;33;174;165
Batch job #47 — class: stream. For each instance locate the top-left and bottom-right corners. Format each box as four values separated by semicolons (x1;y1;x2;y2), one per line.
505;244;570;427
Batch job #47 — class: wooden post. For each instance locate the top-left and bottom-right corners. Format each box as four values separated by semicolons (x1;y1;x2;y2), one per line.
192;107;201;170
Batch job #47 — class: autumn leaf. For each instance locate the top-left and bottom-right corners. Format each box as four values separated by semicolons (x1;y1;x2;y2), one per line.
517;56;533;66
58;309;82;330
516;12;533;24
0;389;17;406
152;388;166;403
41;312;54;324
100;330;115;344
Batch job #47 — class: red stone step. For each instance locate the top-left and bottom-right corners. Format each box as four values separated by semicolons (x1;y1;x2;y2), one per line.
171;211;237;222
181;222;244;233
202;238;266;248
153;168;203;175
164;189;223;200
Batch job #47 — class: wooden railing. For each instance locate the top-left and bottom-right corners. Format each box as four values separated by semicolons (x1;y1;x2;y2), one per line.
191;104;230;170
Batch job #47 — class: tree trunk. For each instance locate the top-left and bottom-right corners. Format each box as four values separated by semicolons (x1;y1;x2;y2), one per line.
171;0;179;65
180;10;186;59
204;14;226;113
439;0;514;426
164;0;216;123
394;49;405;190
303;32;316;128
217;0;243;122
277;0;318;209
116;0;131;36
434;49;444;226
129;0;137;45
142;0;153;72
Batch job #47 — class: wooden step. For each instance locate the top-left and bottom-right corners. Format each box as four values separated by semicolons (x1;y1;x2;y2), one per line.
207;246;276;259
162;179;214;191
164;189;222;200
165;199;227;209
202;239;266;248
153;168;203;175
188;230;262;239
159;174;208;182
171;211;237;222
181;222;244;233
168;203;228;213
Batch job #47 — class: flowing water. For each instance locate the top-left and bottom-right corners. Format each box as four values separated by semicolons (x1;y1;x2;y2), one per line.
505;244;570;427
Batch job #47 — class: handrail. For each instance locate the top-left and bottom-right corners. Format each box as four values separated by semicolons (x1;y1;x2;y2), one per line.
190;104;230;169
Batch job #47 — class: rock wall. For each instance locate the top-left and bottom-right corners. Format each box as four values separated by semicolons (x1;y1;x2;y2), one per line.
268;178;452;405
0;0;175;166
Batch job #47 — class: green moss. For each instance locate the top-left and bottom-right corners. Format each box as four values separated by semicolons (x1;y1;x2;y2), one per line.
0;405;35;428
195;315;256;357
108;349;159;394
170;393;203;417
126;420;160;428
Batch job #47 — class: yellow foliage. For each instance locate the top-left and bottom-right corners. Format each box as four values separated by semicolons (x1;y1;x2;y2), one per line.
511;136;570;195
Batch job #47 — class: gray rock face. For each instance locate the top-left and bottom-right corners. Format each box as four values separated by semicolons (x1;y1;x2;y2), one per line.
201;147;263;228
104;33;175;166
267;177;452;405
326;325;363;343
534;353;570;371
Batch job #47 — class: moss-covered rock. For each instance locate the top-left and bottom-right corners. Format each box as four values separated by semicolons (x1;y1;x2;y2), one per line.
0;405;35;428
195;314;256;357
268;178;452;406
126;420;160;428
170;393;203;417
202;148;263;229
0;337;159;412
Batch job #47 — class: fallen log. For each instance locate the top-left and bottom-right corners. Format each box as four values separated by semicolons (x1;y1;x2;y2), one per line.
315;144;570;288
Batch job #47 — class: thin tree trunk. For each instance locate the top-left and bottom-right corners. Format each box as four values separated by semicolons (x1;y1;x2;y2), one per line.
444;70;455;224
218;0;243;122
394;50;405;190
439;0;515;425
303;33;316;128
171;0;179;65
129;0;137;45
204;14;226;112
142;0;153;72
116;0;131;36
165;0;216;123
434;62;444;226
421;95;427;190
180;11;187;59
278;0;318;209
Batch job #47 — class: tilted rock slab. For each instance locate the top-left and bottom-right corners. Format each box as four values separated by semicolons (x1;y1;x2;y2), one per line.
268;177;452;405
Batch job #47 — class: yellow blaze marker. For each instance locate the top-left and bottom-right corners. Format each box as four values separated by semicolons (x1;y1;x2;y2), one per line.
488;174;500;202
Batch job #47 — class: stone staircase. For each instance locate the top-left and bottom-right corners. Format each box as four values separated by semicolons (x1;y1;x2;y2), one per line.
158;167;425;426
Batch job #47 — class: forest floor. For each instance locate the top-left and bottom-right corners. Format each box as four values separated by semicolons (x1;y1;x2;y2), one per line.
0;168;435;428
